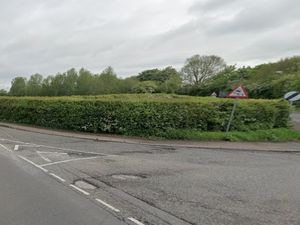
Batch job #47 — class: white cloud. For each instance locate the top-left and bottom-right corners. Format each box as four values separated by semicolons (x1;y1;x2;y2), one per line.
0;0;299;89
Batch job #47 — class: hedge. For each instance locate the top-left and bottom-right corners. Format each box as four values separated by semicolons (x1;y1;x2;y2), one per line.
0;94;290;136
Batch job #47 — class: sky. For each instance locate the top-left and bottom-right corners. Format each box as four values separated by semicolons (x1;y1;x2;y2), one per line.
0;0;299;89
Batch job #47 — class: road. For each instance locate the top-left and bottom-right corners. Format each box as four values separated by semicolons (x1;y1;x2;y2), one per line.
0;126;299;225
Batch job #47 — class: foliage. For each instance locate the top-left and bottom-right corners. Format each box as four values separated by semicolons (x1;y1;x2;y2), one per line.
0;89;8;96
10;77;27;96
6;55;300;99
181;55;226;85
160;128;300;142
0;95;290;137
182;56;300;98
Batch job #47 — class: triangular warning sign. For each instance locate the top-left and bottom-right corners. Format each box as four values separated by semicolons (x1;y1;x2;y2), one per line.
227;86;248;99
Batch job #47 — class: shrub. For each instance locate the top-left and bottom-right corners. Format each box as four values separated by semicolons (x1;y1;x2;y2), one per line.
0;94;290;136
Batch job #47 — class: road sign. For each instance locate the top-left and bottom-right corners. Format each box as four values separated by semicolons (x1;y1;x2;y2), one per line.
284;91;300;102
211;92;217;97
227;86;248;99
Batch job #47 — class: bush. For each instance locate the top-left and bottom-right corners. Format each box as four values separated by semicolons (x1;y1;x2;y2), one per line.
0;94;291;136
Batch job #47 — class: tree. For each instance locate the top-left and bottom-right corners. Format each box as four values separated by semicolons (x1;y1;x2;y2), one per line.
27;74;43;96
41;76;54;96
76;68;94;95
181;55;226;85
93;66;120;94
132;81;158;93
63;68;78;95
0;89;7;96
9;77;27;96
137;69;162;82
158;68;182;93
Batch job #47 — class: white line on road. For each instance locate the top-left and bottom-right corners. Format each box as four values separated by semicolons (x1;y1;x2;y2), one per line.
40;156;100;167
36;151;68;155
49;173;66;182
18;155;48;173
128;217;145;225
37;151;52;162
0;138;107;156
14;145;19;151
0;143;12;152
95;198;120;212
0;138;33;145
69;184;90;196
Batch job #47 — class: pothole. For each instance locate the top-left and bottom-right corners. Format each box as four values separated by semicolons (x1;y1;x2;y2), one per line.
74;180;97;190
111;174;147;180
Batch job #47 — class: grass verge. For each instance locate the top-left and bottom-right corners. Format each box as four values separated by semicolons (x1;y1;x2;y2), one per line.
158;128;300;142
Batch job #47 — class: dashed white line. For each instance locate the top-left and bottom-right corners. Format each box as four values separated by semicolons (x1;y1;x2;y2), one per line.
69;184;90;196
0;143;12;152
128;217;145;225
49;173;66;182
95;198;120;212
40;156;99;167
18;155;48;173
14;145;19;151
37;151;52;162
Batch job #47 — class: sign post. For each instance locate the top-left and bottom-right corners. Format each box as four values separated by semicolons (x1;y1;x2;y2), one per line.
226;101;238;132
226;86;248;132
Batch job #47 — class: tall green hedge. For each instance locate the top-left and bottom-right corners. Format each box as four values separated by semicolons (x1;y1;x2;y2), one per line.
0;94;290;136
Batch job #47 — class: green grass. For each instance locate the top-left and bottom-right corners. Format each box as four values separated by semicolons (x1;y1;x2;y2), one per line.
158;128;300;142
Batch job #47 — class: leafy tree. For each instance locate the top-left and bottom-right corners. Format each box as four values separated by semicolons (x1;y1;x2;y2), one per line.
132;81;158;93
64;68;78;95
158;72;182;93
181;55;226;85
0;89;7;96
93;66;121;94
9;77;27;96
41;76;54;96
118;77;140;93
137;69;162;82
76;68;94;95
27;74;43;96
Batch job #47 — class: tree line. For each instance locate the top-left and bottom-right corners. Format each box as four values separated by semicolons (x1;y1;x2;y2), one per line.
3;55;300;99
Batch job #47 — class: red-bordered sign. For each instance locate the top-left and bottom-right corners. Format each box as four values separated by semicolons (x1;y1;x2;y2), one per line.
227;85;248;99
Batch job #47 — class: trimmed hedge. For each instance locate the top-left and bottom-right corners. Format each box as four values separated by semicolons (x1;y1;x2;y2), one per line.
0;94;290;136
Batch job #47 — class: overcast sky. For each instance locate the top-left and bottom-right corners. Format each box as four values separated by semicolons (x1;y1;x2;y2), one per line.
0;0;299;89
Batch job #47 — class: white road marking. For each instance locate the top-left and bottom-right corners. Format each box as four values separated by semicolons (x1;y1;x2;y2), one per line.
40;156;99;167
14;145;19;151
0;143;12;152
18;155;48;173
49;173;66;182
0;138;33;145
37;151;52;162
0;138;107;156
69;184;90;196
36;151;68;155
95;198;120;212
128;217;145;225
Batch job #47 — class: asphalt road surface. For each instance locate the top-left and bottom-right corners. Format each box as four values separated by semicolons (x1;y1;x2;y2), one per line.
0;126;299;225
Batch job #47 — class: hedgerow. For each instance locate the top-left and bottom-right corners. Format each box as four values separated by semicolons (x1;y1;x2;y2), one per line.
0;94;290;136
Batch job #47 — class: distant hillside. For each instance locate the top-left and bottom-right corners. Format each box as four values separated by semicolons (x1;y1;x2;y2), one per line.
182;56;300;99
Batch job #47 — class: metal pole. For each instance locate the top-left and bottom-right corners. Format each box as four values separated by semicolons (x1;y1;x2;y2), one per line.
226;100;238;133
